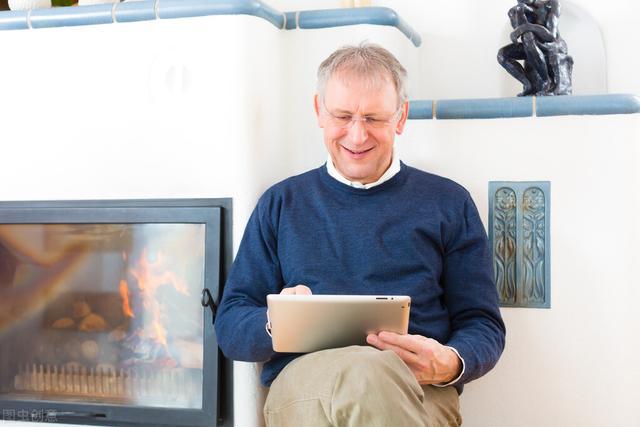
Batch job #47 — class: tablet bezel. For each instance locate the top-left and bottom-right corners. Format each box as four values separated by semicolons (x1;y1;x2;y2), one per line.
266;294;411;353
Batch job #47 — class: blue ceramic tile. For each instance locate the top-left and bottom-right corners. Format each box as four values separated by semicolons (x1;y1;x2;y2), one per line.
536;94;640;117
296;7;421;46
381;7;422;46
30;4;113;28
436;97;533;120
407;100;434;120
0;10;29;30
114;0;155;23
298;7;385;27
283;10;296;29
251;0;285;29
158;0;284;29
158;0;239;19
298;8;374;28
489;181;551;309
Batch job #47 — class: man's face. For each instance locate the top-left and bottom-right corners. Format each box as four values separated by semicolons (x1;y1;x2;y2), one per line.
314;72;408;185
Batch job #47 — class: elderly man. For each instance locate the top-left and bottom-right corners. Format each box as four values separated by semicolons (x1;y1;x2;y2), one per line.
215;43;505;426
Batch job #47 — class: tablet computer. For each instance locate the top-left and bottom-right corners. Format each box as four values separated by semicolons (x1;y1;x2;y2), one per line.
266;294;411;353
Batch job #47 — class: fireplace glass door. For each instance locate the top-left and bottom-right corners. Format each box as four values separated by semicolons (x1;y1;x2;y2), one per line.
0;201;229;426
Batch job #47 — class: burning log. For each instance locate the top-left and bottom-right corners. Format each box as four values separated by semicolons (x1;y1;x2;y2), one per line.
51;317;75;329
78;313;107;332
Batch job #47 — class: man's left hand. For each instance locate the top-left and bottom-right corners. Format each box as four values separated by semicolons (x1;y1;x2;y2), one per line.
366;331;462;385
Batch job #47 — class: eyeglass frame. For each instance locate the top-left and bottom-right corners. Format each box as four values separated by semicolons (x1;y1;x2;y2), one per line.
320;98;404;130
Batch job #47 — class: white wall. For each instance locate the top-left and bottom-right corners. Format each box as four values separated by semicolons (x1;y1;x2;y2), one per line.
401;115;639;427
1;0;638;426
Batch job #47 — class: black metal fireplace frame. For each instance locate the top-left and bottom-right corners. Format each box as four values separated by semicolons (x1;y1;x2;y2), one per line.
0;198;233;427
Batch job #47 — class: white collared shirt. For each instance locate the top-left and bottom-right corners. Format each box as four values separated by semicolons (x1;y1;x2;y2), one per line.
326;148;401;189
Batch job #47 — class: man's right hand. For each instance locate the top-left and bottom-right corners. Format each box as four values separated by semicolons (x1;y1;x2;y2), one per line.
266;285;312;338
280;284;312;295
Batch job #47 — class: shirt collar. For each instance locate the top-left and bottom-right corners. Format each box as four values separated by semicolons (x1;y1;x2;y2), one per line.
326;148;401;189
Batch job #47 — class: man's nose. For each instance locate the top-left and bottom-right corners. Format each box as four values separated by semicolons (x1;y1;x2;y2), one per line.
347;119;368;144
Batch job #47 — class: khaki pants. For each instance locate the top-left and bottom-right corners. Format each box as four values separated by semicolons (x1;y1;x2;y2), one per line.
264;346;462;427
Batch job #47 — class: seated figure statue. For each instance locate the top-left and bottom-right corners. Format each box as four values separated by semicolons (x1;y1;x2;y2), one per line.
498;0;573;96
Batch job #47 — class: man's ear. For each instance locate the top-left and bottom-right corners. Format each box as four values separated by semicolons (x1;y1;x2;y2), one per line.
395;101;409;135
313;94;324;128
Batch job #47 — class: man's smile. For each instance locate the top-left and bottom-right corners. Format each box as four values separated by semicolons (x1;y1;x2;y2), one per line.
341;145;374;158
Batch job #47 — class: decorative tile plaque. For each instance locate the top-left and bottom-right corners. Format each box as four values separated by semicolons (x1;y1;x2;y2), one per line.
489;182;550;308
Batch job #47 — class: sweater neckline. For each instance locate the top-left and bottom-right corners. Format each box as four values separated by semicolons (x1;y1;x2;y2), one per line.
318;161;409;195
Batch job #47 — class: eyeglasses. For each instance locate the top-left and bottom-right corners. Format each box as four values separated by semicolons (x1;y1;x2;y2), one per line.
322;100;402;129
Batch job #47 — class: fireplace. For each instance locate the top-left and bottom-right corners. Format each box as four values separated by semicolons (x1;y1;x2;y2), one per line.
0;199;232;427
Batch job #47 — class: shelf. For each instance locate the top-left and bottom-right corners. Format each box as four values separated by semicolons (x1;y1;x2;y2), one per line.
407;94;640;120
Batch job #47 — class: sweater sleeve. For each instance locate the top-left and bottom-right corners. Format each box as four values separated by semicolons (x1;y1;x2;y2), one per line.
442;194;506;385
214;194;283;362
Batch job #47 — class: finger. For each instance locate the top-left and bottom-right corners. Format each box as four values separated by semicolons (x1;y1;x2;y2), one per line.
293;285;312;295
368;336;441;384
377;331;430;354
367;334;420;366
280;284;312;295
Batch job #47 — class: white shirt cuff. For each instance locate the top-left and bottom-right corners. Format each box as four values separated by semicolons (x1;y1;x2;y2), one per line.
433;346;465;387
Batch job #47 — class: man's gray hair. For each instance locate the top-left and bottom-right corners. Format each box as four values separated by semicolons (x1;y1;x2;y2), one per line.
317;42;408;106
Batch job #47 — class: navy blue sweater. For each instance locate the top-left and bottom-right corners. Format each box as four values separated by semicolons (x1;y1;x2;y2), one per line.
215;162;505;394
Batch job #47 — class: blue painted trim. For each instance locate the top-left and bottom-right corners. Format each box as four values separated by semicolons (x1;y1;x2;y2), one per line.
0;10;28;30
406;94;640;120
408;100;433;120
436;97;533;120
284;11;296;30
30;3;113;28
249;0;284;29
115;0;155;23
536;94;640;117
294;7;421;47
0;1;420;45
157;0;285;29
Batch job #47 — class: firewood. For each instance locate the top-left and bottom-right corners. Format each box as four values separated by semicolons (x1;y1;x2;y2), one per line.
78;313;107;332
51;317;75;329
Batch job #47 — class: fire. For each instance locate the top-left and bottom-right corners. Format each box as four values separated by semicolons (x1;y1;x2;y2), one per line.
153;321;168;348
119;280;135;318
122;248;190;351
129;249;189;296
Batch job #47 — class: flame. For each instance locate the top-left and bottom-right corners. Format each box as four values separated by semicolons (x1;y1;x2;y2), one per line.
119;280;135;318
124;248;190;350
153;321;168;347
129;249;189;296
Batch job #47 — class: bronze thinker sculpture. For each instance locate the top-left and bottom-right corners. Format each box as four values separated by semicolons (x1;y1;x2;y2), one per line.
498;0;573;96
